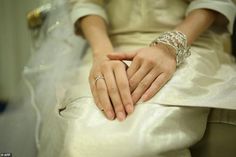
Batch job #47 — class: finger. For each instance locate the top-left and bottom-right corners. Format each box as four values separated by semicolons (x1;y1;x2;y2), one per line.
89;74;101;108
126;57;141;79
121;61;129;70
140;73;170;102
131;69;160;104
89;80;102;110
114;63;134;115
103;68;126;121
129;62;153;92
96;78;115;120
107;52;137;61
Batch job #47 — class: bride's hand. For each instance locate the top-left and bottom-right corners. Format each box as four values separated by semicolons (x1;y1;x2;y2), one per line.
89;54;133;121
107;44;176;104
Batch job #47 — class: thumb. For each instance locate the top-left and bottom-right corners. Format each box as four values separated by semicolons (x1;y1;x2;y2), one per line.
107;52;137;61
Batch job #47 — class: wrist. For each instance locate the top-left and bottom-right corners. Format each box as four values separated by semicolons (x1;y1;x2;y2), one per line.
92;50;113;61
92;42;114;57
154;43;176;59
150;31;191;66
93;53;108;60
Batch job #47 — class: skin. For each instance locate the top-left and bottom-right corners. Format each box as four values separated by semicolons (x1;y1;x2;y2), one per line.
78;8;218;121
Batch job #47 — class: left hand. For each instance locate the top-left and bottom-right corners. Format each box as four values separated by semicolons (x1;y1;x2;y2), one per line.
107;44;177;104
89;54;133;121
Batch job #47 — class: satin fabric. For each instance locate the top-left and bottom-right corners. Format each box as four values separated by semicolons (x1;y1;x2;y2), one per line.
57;31;236;110
69;0;236;109
38;97;209;157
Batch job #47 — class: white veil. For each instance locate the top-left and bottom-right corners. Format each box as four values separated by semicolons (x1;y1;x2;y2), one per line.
0;0;86;156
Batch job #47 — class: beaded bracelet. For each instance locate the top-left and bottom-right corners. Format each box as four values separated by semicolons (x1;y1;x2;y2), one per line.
150;31;191;66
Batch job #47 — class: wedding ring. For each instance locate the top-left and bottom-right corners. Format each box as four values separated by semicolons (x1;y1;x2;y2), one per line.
94;75;105;84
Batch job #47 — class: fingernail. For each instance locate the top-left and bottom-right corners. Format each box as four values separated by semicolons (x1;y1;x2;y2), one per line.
106;111;114;120
126;105;134;114
117;112;126;121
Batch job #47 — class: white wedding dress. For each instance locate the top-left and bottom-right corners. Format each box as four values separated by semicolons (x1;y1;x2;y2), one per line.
0;0;235;157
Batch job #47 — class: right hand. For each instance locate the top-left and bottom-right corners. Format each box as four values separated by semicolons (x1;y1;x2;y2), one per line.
89;54;134;121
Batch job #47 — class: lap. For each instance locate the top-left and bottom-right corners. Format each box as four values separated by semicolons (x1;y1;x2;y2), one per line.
38;97;209;157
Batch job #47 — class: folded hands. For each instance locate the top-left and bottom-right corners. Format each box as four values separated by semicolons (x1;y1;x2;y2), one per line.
89;44;176;121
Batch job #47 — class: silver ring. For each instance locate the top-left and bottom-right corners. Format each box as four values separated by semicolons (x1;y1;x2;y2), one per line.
94;75;105;84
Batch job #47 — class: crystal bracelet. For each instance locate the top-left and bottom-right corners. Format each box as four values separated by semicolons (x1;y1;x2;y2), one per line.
150;31;191;66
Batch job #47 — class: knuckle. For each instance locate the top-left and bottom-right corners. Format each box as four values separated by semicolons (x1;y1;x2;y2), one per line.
123;98;132;107
100;68;107;73
129;78;136;87
147;91;153;97
108;86;117;94
97;85;106;92
139;81;149;88
153;82;162;90
121;95;131;105
101;62;109;69
123;102;132;107
114;105;124;112
114;61;125;69
120;90;132;101
146;58;156;66
132;93;139;102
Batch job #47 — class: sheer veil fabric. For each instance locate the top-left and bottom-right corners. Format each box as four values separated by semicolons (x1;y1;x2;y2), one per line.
0;0;85;156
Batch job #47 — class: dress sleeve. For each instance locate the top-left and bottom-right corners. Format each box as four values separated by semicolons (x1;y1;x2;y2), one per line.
68;0;108;35
186;0;236;34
